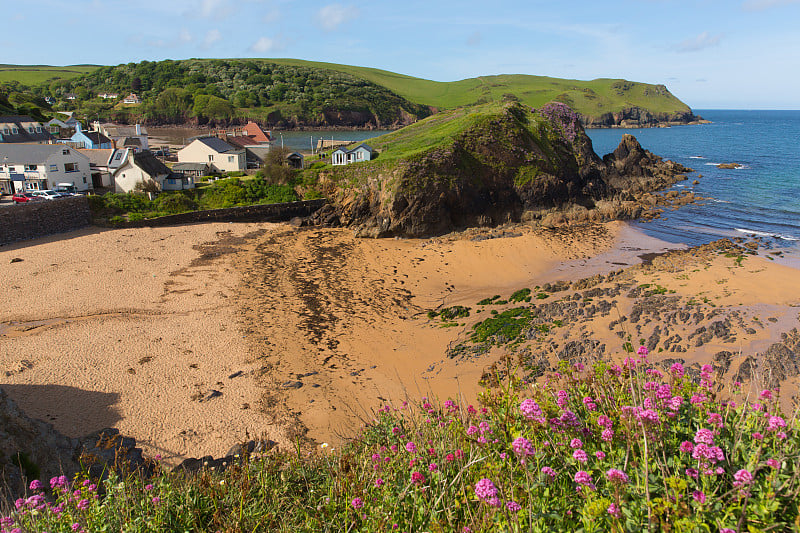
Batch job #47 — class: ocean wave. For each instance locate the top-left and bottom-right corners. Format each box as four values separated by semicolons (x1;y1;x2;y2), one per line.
709;198;731;203
688;156;705;159
735;228;799;241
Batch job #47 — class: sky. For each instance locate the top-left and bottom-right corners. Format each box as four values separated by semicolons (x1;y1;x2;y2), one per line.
4;0;800;109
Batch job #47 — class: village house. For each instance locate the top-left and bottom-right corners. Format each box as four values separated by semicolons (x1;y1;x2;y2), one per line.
177;137;246;173
92;122;149;151
112;151;192;193
65;123;113;149
122;93;141;104
98;92;118;100
0;116;55;144
0;144;92;195
331;144;374;166
45;113;80;136
286;152;305;169
172;162;211;178
76;147;130;189
241;121;272;143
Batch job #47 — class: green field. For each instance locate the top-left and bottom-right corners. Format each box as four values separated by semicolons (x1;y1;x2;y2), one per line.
263;58;691;116
0;64;100;85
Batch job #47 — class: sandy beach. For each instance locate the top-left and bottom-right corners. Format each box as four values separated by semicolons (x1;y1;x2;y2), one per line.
2;220;799;464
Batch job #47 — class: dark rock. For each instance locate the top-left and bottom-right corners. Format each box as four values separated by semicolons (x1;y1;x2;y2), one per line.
282;381;303;389
10;258;23;263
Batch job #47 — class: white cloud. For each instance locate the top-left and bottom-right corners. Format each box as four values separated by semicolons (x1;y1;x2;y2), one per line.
249;36;285;53
743;0;800;10
314;3;357;31
203;29;222;48
674;32;722;53
466;31;481;46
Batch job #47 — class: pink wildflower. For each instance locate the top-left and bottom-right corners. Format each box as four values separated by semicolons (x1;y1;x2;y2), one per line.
351;497;364;510
573;449;588;463
694;428;715;445
670;362;685;378
734;469;753;485
595;451;606;460
428;463;438;472
506;501;522;512
77;499;89;510
601;429;614;442
752;432;764;440
766;459;780;468
520;399;542;420
474;478;498;500
467;425;479;435
374;478;384;487
637;345;649;357
607;503;621;518
541;466;556;479
606;468;629;484
411;471;425;484
29;480;43;491
680;441;694;453
570;438;583;449
445;453;455;462
767;416;786;431
574;470;594;487
597;415;613;428
512;437;535;457
760;389;773;400
405;441;417;453
692;490;706;503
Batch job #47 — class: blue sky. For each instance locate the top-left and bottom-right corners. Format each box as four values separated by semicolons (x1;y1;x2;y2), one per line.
5;0;800;109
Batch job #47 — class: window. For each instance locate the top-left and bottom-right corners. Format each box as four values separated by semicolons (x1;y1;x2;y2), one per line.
24;164;37;171
2;128;8;134
208;155;214;161
167;179;175;185
114;152;122;160
62;149;69;155
28;127;34;133
11;127;18;134
50;164;58;171
228;156;234;163
83;176;87;184
36;126;41;133
64;163;77;172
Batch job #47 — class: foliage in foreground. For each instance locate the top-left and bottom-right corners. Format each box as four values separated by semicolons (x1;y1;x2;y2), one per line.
4;349;799;532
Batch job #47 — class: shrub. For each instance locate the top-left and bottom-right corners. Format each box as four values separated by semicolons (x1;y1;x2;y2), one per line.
5;351;798;532
153;193;198;214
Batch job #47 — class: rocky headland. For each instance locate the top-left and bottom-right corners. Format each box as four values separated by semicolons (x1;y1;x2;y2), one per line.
308;101;695;237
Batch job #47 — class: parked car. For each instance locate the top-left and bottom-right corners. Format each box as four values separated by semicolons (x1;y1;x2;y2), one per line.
54;183;78;195
12;192;44;203
30;190;62;200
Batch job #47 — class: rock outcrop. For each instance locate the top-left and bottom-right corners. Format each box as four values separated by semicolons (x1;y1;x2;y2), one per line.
581;107;705;128
308;102;693;237
0;386;147;499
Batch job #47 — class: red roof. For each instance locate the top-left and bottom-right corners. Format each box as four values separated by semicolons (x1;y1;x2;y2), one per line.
242;121;271;143
226;135;261;148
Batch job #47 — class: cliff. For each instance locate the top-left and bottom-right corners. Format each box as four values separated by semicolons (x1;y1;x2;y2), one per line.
308;101;692;237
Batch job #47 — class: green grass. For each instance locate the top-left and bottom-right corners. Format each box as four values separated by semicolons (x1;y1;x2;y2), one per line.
0;64;100;85
263;59;691;117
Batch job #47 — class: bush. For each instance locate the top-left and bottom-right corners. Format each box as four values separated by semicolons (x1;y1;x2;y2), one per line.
6;351;798;532
153;193;198;214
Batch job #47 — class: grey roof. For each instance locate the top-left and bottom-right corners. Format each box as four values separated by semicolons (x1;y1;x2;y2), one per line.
84;131;111;145
121;137;142;147
76;148;114;167
108;148;129;169
195;136;241;153
0;115;54;143
119;151;170;178
332;143;374;155
0;143;88;164
101;123;148;137
173;162;209;171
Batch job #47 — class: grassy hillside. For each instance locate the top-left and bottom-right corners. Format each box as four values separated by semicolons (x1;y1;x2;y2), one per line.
265;58;692;117
0;64;99;85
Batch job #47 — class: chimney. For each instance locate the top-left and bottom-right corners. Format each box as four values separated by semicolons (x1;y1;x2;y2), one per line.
75;122;82;132
135;124;141;135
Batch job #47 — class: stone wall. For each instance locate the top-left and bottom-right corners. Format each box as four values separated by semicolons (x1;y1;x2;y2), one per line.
122;198;327;227
0;196;92;246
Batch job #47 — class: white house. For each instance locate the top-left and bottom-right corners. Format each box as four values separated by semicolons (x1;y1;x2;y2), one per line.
177;137;246;173
77;147;130;189
122;93;141;104
0;144;91;195
112;151;192;193
331;144;374;166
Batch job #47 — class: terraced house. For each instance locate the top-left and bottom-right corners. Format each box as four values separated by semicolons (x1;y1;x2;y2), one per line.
0;144;91;195
0;116;54;144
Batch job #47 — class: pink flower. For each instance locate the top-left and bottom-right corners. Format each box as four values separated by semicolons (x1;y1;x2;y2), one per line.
601;429;614;442
760;389;773;400
607;503;621;518
512;437;534;457
467;425;479;435
77;499;89;510
597;415;613;428
765;459;780;468
520;399;543;420
474;478;498;500
556;390;569;408
570;438;583;449
752;432;764;440
606;468;629;484
573;449;588;463
445;453;455;462
151;496;160;504
506;501;522;512
680;441;694;453
411;471;425;484
574;470;594;487
428;463;438;472
719;529;736;533
541;466;556;479
692;490;706;503
670;362;685;378
351;497;364;510
767;416;786;431
637;345;649;357
595;451;606;460
707;413;723;428
29;480;43;491
374;478;384;487
734;469;753;485
694;428;715;445
405;441;417;453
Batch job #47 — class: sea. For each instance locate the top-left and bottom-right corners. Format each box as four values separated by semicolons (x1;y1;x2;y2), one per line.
586;110;800;251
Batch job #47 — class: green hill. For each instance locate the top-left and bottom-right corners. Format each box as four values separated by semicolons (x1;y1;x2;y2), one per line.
0;59;697;128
